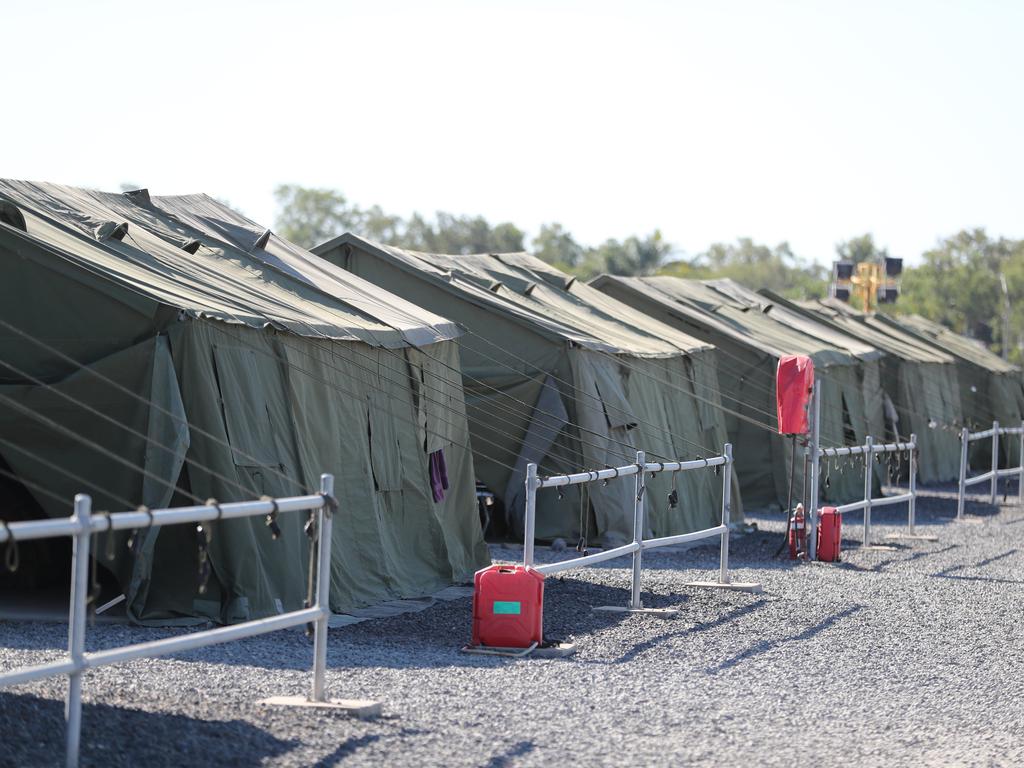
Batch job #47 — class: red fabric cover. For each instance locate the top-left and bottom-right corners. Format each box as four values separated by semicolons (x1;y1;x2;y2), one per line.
776;355;815;435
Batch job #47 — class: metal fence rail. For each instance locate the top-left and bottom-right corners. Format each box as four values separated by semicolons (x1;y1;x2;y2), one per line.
0;473;372;768
956;420;1024;518
816;434;919;547
522;443;760;616
805;379;922;555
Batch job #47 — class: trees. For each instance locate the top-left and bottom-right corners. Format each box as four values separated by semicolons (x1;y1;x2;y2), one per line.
835;233;890;265
686;238;827;299
274;184;522;254
273;184;670;275
271;185;1024;360
897;228;1024;359
273;185;360;249
577;231;672;279
532;223;584;268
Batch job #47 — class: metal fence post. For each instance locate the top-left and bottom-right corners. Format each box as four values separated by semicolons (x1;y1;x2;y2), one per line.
863;435;873;547
65;494;92;768
523;463;537;567
1018;421;1024;507
720;443;733;584
991;420;1000;506
807;381;821;561
957;427;969;519
908;434;917;534
629;451;646;609
311;474;334;703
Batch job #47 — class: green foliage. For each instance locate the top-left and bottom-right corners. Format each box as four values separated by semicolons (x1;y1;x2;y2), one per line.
576;231;672;279
273;185;360;249
895;228;1024;359
273;185;1024;361
686;238;827;299
532;223;584;269
836;233;890;264
274;184;522;254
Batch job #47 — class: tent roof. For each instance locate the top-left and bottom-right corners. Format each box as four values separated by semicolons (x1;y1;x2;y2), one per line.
316;233;713;358
589;275;871;367
763;293;956;364
0;180;459;348
883;312;1021;374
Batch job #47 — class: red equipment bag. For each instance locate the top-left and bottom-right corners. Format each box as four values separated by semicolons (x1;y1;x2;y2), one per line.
471;565;545;648
817;506;842;562
776;355;815;435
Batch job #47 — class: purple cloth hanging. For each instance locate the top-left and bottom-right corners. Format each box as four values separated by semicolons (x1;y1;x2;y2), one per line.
429;448;449;503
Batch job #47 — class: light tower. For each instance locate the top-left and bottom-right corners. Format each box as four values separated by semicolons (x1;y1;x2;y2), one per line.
831;256;902;313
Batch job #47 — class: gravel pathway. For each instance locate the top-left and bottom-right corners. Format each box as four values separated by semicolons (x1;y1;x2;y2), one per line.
2;482;1023;767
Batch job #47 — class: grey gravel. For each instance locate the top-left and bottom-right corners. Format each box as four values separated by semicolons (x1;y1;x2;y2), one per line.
3;481;1024;767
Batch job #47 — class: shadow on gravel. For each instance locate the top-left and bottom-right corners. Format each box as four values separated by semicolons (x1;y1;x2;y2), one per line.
705;604;866;675
831;544;960;574
595;599;770;666
930;548;1024;585
316;734;381;766
0;691;298;768
482;740;536;767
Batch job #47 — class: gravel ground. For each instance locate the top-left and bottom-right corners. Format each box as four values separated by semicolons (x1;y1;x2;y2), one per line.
3;481;1024;768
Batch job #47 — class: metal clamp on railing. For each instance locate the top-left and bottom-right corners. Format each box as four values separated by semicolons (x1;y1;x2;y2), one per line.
0;473;381;768
957;420;1024;518
522;443;761;617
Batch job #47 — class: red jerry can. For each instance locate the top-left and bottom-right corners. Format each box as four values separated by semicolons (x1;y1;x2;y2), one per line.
776;355;815;435
471;565;545;648
817;506;842;562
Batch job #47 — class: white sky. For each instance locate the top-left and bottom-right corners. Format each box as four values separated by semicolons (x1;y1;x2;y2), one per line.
5;0;1022;265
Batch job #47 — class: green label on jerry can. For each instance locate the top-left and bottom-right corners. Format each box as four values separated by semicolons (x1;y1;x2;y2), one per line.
493;601;522;615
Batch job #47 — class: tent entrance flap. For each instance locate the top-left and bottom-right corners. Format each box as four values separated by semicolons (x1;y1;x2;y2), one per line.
503;376;569;535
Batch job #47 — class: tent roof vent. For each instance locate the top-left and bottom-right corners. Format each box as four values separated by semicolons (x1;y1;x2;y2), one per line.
252;229;271;250
123;188;151;206
94;221;129;241
0;200;26;232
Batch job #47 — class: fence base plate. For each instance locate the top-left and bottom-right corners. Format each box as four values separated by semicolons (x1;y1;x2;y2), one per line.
460;642;576;659
592;605;679;617
954;516;986;525
859;545;899;552
534;642;577;658
884;533;939;542
257;695;382;718
685;581;763;593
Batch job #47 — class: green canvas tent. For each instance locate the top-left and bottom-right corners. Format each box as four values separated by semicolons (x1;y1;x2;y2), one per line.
313;234;738;546
0;180;488;624
878;312;1024;466
760;293;965;483
590;275;892;510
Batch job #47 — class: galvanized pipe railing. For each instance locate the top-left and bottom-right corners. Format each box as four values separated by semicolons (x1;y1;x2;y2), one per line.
521;442;759;608
807;386;919;549
0;474;341;768
956;420;1024;518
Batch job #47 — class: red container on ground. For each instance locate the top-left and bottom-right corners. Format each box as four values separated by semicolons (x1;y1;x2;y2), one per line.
471;565;544;648
776;355;815;435
817;506;842;562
